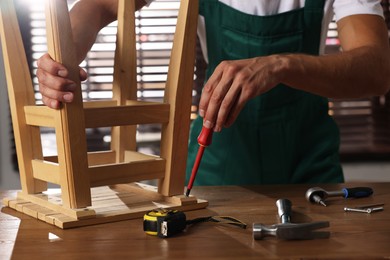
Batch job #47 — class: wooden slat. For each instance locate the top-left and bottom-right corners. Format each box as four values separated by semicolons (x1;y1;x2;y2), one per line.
83;100;118;108
45;0;91;208
25;102;170;128
87;151;117;165
24;105;56;127
31;160;61;185
124;150;161;161
22;202;49;219
44;151;117;166
2;184;207;229
89;157;166;187
84;103;170;128
16;191;96;220
159;0;198;196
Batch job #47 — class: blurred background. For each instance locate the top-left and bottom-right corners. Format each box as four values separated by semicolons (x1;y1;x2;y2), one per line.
1;0;389;190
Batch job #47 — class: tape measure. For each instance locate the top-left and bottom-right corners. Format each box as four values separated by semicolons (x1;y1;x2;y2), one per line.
143;208;247;238
143;209;187;238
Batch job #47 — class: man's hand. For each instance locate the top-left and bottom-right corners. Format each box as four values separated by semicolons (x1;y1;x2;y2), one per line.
36;53;88;109
198;55;285;132
36;0;148;109
199;14;390;133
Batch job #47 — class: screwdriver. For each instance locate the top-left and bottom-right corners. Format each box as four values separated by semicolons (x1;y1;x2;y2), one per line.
305;186;374;207
185;126;213;197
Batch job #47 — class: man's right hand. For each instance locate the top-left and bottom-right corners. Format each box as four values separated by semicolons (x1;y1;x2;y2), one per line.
36;53;88;109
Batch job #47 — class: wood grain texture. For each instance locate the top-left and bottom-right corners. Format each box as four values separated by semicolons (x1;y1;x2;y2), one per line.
159;0;199;196
111;0;138;161
31;160;61;185
1;183;389;259
1;0;199;221
24;106;56;127
2;183;207;229
45;0;91;208
83;103;170;128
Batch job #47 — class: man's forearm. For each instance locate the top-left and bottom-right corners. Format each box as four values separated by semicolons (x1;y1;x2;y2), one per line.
280;45;390;99
280;13;390;99
69;0;147;64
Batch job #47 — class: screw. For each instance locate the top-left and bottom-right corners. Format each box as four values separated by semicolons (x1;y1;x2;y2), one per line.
344;207;384;214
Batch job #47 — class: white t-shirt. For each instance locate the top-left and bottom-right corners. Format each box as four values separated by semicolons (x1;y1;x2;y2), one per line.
145;0;384;60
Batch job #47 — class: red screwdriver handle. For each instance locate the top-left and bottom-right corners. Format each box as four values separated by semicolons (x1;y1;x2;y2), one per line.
197;126;213;147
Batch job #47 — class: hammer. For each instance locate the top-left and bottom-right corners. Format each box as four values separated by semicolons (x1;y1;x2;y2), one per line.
253;199;330;240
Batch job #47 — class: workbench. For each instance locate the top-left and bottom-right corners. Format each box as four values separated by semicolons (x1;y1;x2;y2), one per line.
1;182;389;259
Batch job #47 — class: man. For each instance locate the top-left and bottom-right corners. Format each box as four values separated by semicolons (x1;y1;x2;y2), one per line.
37;0;390;185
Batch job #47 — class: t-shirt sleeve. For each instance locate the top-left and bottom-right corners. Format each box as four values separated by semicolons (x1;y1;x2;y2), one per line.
333;0;384;22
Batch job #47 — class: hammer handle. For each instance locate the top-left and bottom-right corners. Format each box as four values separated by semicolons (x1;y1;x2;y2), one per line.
276;199;292;224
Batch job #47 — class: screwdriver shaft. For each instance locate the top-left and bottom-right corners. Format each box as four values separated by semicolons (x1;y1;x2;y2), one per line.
313;195;327;207
185;145;205;197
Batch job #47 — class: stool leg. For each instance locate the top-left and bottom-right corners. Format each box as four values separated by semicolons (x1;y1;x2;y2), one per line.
46;0;91;208
111;0;138;162
159;0;199;196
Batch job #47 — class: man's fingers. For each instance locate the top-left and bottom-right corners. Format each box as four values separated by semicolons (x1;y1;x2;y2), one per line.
79;67;88;81
224;94;247;128
215;86;241;131
42;96;61;109
199;81;217;118
37;69;76;91
201;61;240;130
39;82;75;103
203;76;234;131
198;64;225;118
36;53;87;110
37;53;68;77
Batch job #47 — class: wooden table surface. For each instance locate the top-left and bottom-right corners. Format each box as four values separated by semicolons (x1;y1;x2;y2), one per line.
1;183;389;259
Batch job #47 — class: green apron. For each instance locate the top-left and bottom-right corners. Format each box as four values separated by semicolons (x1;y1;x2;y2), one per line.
186;0;344;185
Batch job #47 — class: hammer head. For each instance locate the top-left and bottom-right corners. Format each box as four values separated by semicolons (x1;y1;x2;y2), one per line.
253;221;330;240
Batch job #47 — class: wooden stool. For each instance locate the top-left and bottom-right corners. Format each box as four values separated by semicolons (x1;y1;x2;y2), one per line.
0;0;207;228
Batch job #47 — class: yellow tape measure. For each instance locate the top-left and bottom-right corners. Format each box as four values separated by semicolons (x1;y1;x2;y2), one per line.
143;208;247;238
143;209;186;238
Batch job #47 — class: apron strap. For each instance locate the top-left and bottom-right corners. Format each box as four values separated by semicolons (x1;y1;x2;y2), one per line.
304;0;326;9
303;0;326;55
199;0;216;16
